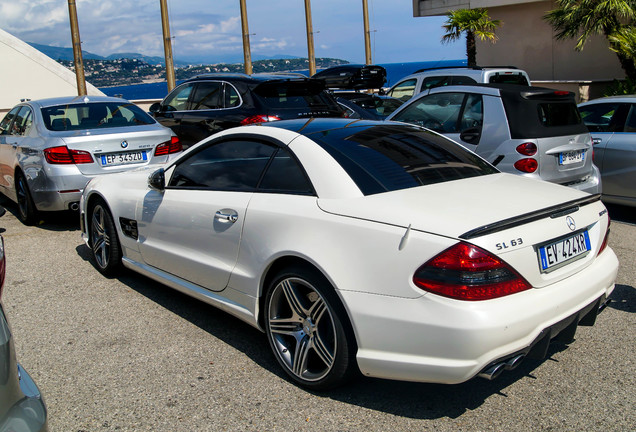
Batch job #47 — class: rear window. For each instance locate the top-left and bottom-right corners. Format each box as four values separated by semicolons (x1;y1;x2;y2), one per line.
500;89;588;138
42;102;155;131
308;124;497;195
253;81;339;110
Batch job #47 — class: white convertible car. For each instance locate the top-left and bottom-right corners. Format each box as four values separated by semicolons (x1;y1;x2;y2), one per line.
80;119;618;390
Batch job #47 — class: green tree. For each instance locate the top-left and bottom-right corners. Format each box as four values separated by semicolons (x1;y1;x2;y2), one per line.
441;8;501;67
544;0;636;80
609;26;636;61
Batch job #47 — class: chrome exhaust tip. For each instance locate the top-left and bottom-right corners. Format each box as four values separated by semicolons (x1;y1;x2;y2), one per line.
504;354;525;370
69;202;80;211
478;362;506;381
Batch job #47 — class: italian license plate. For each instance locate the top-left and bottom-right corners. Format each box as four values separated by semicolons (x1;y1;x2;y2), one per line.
559;150;585;165
538;230;591;272
100;151;147;166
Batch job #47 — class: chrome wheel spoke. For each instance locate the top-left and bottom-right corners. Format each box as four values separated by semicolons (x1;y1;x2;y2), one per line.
292;335;312;377
269;317;300;336
308;297;327;324
312;331;335;368
281;279;308;319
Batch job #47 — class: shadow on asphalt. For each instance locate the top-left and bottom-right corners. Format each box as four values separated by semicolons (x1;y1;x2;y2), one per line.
0;196;80;231
605;203;636;226
608;284;635;313
76;241;582;420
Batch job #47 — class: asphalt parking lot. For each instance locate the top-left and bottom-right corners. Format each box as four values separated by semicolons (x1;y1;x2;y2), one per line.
1;197;634;432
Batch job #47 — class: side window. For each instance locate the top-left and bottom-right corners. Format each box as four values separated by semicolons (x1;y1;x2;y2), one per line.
224;84;241;108
388;79;417;101
450;76;477;86
578;103;622;132
460;94;483;131
169;139;276;191
13;106;33;136
0;107;20;135
190;82;222;110
259;148;314;195
421;76;452;90
392;93;465;133
621;104;636;132
163;84;194;111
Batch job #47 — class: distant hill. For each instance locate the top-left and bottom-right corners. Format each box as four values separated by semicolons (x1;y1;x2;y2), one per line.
27;42;304;67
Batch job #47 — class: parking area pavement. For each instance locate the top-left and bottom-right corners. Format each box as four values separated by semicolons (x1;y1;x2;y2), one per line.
1;198;634;432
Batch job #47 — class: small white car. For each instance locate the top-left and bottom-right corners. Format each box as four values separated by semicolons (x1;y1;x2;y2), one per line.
80;119;618;390
0;96;182;224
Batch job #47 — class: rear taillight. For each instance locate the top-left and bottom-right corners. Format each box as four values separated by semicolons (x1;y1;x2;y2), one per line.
413;242;532;301
598;216;611;255
0;237;5;301
44;145;93;164
154;136;183;156
240;115;281;125
514;158;538;173
516;142;537;156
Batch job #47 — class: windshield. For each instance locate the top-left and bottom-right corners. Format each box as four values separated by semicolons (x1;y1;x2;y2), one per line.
42;102;156;131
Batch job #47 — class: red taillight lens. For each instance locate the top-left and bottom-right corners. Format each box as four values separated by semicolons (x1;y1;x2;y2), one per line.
154;136;183;156
240;115;281;125
44;146;93;164
413;242;532;301
598;216;611;255
516;142;537;156
0;237;5;301
514;158;538;173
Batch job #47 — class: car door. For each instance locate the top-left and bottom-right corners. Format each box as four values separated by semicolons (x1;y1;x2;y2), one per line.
137;137;279;292
579;102;630;199
152;82;193;144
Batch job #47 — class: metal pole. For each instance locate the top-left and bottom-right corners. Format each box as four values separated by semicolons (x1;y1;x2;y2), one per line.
362;0;372;65
160;0;176;92
239;0;253;75
304;0;316;76
67;0;87;96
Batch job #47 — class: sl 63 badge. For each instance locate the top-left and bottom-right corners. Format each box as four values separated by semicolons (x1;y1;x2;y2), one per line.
496;238;524;250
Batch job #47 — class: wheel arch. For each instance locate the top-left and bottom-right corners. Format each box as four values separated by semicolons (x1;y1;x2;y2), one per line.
257;255;358;350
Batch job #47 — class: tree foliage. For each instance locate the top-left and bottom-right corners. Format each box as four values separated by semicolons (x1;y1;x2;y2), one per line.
441;9;501;67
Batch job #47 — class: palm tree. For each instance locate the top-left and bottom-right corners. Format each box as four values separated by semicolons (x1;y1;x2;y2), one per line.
544;0;636;80
442;8;501;67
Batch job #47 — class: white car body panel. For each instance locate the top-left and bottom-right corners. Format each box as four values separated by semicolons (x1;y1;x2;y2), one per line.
80;121;618;385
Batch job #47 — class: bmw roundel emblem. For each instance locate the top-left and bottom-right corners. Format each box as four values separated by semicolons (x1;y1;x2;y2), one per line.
121;140;129;149
566;216;576;231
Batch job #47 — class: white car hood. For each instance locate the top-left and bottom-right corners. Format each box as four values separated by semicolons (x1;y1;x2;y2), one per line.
317;173;590;239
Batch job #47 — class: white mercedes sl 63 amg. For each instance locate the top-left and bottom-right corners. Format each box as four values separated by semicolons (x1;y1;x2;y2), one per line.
80;119;618;390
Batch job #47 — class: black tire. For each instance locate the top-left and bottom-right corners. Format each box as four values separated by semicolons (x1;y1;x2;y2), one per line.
89;200;122;276
15;172;38;225
264;265;357;390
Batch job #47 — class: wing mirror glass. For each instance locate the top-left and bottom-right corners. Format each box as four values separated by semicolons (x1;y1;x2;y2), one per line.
148;168;165;191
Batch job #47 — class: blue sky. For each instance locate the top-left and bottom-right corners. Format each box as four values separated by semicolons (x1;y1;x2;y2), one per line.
0;0;465;64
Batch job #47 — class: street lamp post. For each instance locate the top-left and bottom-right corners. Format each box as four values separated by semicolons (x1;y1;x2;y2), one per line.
160;0;176;92
240;0;253;75
304;0;316;76
362;0;372;65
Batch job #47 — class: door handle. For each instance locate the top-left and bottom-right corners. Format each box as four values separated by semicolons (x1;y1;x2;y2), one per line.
592;138;602;145
215;209;238;223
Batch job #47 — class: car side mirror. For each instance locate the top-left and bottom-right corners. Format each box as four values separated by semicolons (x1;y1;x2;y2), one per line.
149;102;161;114
460;127;481;145
148;168;165;191
0;206;5;218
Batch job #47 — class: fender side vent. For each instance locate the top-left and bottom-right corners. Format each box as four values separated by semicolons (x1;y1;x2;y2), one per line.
119;217;138;240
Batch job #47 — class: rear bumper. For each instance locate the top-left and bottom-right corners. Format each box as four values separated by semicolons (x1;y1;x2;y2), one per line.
0;364;49;432
343;247;618;384
556;164;602;195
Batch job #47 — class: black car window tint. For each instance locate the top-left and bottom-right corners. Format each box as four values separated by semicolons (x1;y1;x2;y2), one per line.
623;104;636;132
164;84;193;111
489;73;529;86
579;103;620;133
450;76;477;86
224;84;241;108
191;82;222;110
460;94;483;131
0;107;20;135
41;103;155;131
258;148;314;195
13;106;33;136
389;79;417;101
169;139;277;191
537;102;582;127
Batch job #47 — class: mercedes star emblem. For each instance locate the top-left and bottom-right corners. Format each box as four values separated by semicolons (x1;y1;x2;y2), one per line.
566;216;576;231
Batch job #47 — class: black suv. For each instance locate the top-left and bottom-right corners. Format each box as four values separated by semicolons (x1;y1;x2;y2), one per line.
150;73;344;148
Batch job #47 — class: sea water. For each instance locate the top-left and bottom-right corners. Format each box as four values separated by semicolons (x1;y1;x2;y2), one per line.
100;59;466;100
